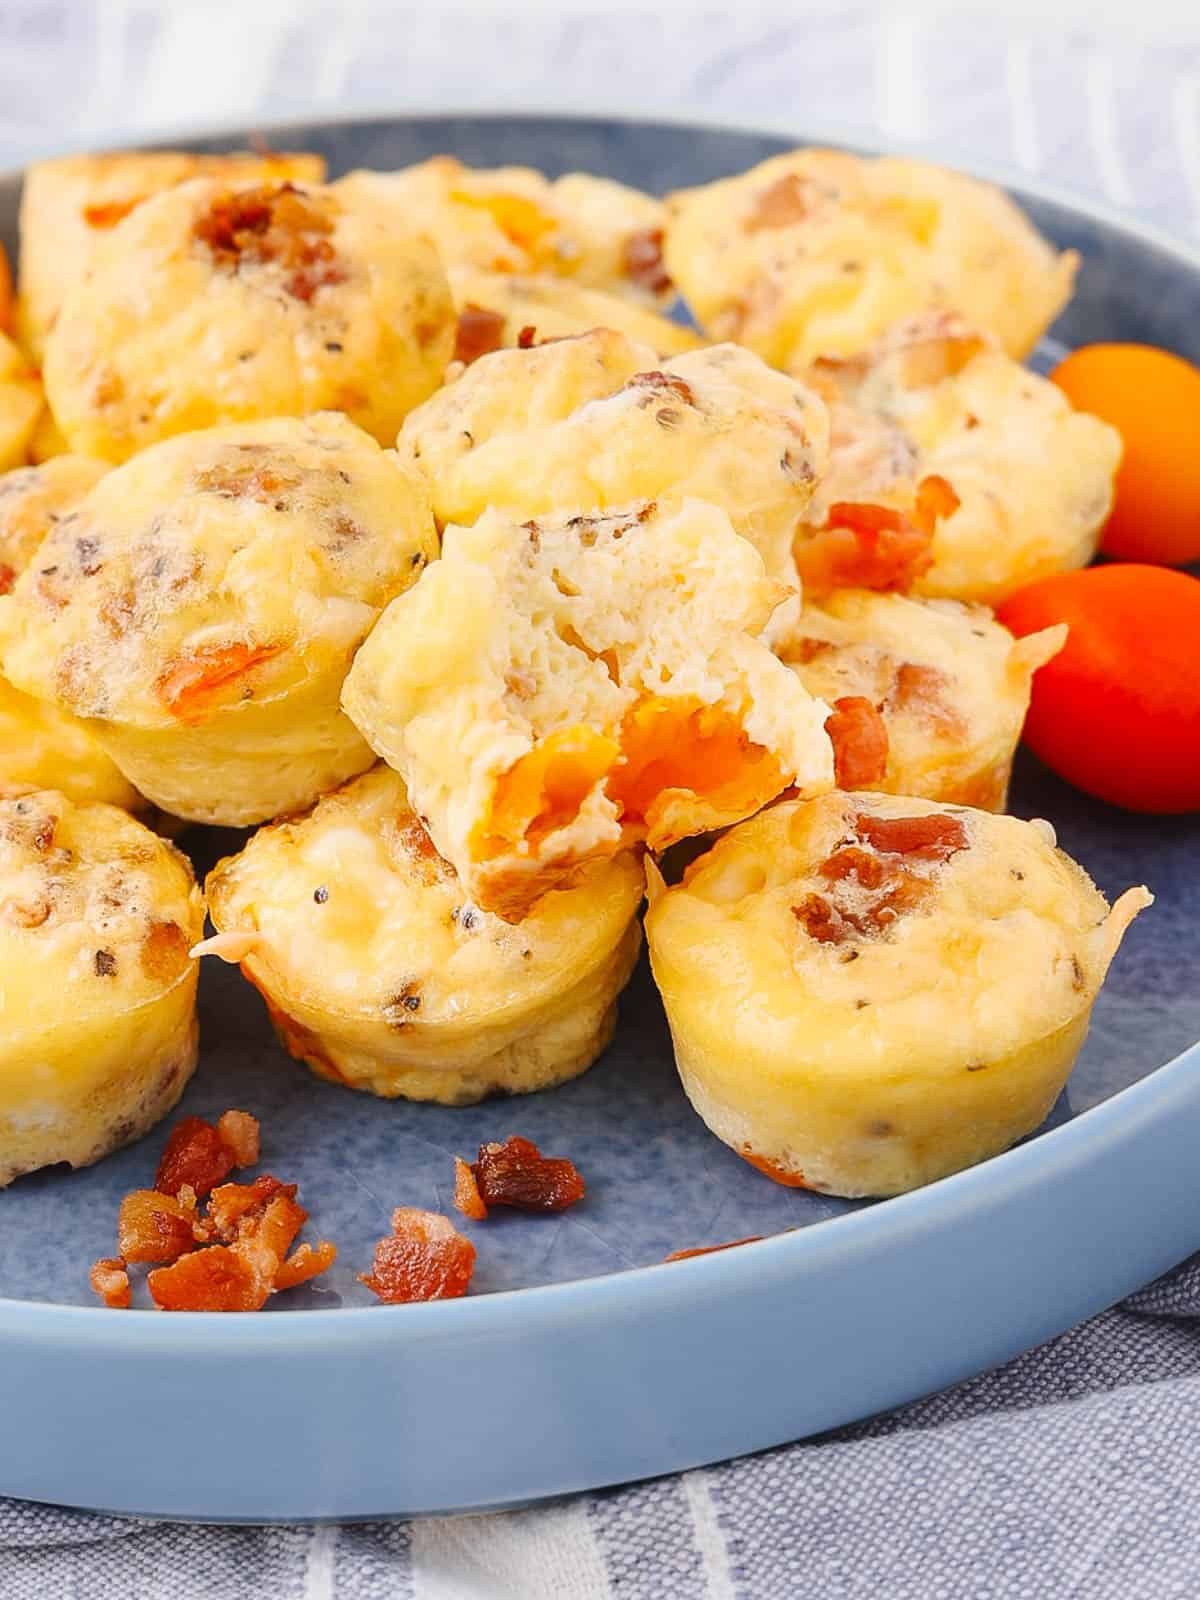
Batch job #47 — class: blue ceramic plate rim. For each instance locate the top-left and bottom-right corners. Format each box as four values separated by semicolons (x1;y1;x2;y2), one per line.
1;105;1198;1350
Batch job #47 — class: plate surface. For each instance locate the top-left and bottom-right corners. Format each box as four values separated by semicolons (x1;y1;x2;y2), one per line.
2;114;1199;1522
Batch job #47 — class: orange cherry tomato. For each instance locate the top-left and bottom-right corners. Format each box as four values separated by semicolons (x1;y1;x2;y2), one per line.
997;565;1200;813
1051;343;1200;566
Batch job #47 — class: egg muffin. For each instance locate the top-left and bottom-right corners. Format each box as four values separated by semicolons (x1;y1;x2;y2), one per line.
337;157;670;302
344;497;833;920
0;456;141;808
0;414;438;826
43;177;455;463
778;590;1065;809
794;315;1121;605
448;267;700;365
646;793;1150;1198
202;765;643;1104
0;789;204;1187
0;331;42;471
664;147;1076;369
398;328;828;580
16;148;326;362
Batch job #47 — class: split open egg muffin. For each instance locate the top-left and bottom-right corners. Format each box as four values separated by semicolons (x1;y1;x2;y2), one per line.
343;496;834;920
645;793;1149;1198
202;765;643;1105
0;789;204;1187
0;413;438;826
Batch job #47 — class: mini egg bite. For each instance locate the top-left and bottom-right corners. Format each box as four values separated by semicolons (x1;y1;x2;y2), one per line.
794;315;1121;606
336;156;671;303
664;147;1076;369
448;267;700;364
398;327;829;580
0;414;438;826
15;147;326;362
778;590;1065;809
645;793;1150;1198
0;331;42;471
43;176;455;462
0;789;204;1187
342;497;835;921
202;765;644;1105
0;457;142;808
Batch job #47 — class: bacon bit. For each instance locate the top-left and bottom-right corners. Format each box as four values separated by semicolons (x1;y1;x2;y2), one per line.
360;1208;476;1304
853;810;968;862
454;303;506;365
89;1257;131;1309
626;370;695;407
155;1109;259;1199
792;891;856;946
453;1156;488;1220
746;173;811;231
623;226;671;295
156;639;281;724
795;503;935;595
890;662;966;737
217;1109;260;1168
824;696;889;789
0;562;15;595
139;918;191;983
517;324;538;349
148;1246;264;1312
155;1116;235;1198
665;1236;764;1262
472;1135;585;1213
205;1175;291;1242
149;1176;316;1311
819;845;889;889
117;1188;198;1263
192;461;303;502
274;1240;337;1291
193;184;345;302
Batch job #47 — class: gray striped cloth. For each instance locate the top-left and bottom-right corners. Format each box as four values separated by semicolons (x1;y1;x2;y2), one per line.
2;5;1199;1596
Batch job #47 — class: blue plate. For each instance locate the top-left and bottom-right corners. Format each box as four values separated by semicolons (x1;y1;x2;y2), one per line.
1;114;1198;1522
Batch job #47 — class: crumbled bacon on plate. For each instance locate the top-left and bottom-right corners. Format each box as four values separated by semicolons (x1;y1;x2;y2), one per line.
665;1236;764;1262
453;1156;488;1220
360;1208;477;1304
92;1111;335;1310
89;1257;131;1309
472;1135;585;1213
155;1110;259;1197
